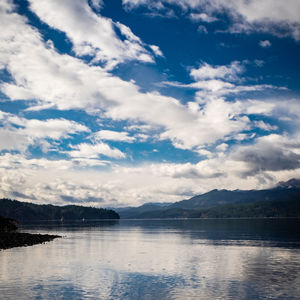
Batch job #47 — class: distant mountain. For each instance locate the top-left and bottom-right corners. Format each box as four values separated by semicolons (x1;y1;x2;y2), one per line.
0;199;120;222
277;178;300;188
116;185;300;219
169;187;300;209
115;202;171;219
129;197;300;219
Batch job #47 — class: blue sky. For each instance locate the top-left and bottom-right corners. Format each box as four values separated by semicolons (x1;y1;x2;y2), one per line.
0;0;300;207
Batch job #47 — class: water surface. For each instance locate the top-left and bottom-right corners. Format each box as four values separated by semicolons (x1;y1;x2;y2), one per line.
1;219;299;299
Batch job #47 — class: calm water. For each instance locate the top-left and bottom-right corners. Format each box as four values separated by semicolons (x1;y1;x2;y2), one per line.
0;219;300;300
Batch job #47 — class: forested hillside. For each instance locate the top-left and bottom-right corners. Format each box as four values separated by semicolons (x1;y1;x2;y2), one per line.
0;199;120;222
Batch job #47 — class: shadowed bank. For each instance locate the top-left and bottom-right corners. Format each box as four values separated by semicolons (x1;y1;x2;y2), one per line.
0;216;60;250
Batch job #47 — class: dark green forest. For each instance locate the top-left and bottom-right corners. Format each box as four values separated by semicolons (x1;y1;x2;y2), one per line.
0;215;18;232
128;198;300;219
0;199;119;222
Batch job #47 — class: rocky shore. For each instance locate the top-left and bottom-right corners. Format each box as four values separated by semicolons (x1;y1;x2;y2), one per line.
0;232;61;250
0;215;61;250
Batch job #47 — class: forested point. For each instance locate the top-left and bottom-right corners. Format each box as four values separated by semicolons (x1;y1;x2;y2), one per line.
0;198;120;222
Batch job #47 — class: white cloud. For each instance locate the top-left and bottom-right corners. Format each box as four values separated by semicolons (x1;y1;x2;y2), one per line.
227;0;300;24
28;0;154;68
0;154;112;204
259;40;271;48
192;79;235;91
190;61;244;81
253;120;278;131
0;111;89;152
1;132;300;206
21;118;89;139
0;3;197;151
149;44;164;57
163;60;282;110
123;0;300;41
90;0;103;11
68;142;126;159
126;124;154;132
244;100;276;115
216;143;228;152
0;128;33;152
134;133;150;142
197;148;213;157
190;13;218;23
93;130;135;142
159;97;250;150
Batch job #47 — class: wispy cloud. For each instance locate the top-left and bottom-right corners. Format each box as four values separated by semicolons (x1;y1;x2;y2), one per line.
92;130;136;143
190;13;218;23
67;142;126;159
123;0;300;41
28;0;155;69
0;111;89;152
259;40;271;48
190;61;244;81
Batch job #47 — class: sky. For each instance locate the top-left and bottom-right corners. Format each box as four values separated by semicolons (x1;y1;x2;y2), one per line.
0;0;300;207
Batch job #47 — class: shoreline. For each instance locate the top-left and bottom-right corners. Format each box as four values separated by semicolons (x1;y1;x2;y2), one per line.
0;232;61;250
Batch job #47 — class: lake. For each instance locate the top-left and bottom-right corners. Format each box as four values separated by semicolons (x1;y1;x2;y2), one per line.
0;219;300;299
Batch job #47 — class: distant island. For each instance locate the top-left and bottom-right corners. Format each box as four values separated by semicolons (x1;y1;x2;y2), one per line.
0;215;60;250
0;199;120;222
115;179;300;219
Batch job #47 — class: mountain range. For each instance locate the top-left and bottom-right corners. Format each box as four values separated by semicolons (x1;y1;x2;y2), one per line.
114;179;300;219
1;179;299;221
